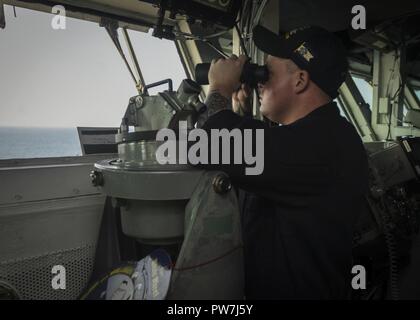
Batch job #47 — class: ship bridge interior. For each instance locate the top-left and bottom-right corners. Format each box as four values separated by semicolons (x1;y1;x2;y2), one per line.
1;0;420;300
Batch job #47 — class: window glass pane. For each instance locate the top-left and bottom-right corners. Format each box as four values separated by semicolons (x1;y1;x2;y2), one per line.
352;76;373;107
0;6;186;159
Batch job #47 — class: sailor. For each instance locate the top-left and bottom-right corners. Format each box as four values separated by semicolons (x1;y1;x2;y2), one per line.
196;25;369;299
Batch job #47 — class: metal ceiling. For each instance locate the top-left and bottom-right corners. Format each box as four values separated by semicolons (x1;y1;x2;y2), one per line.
4;0;420;33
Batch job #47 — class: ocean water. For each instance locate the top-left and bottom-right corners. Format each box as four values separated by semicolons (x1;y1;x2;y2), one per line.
0;127;82;160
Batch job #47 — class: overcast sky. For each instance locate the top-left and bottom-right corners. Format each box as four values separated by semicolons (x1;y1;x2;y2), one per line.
0;5;186;127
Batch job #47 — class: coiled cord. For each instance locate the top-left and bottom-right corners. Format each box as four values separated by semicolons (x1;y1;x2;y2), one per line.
380;197;400;300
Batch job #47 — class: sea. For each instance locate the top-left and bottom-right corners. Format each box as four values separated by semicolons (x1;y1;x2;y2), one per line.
0;127;82;160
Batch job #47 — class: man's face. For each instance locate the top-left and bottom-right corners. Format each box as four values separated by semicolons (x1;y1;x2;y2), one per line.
258;55;297;122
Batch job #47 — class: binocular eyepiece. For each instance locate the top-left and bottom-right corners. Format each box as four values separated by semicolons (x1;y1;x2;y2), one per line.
195;61;269;87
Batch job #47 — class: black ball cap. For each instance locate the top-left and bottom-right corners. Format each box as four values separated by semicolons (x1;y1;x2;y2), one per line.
252;25;348;98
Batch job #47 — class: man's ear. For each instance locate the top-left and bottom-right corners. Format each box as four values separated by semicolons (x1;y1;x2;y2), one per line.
294;70;310;94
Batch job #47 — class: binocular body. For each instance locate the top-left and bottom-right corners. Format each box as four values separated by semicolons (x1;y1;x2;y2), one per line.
195;61;269;87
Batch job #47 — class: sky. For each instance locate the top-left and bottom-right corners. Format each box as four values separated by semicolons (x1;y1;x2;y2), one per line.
0;5;186;128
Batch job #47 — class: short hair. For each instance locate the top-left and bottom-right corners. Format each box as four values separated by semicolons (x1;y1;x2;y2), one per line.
285;59;299;73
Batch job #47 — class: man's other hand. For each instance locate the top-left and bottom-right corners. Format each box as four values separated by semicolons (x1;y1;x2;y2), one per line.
208;54;247;99
233;83;252;115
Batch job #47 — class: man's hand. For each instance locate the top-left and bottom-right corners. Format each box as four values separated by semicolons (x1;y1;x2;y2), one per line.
208;54;248;99
232;83;252;115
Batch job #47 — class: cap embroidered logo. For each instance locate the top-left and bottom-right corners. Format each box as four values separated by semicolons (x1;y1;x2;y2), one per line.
294;42;314;62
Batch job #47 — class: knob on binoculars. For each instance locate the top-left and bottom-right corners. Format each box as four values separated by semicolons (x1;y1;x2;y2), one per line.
195;61;269;87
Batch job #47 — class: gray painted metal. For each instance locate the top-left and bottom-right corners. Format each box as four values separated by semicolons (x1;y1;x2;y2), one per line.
4;0;170;32
366;141;417;189
371;50;420;139
0;194;104;299
120;199;187;244
0;161;102;205
95;160;204;200
0;155;108;299
122;27;148;94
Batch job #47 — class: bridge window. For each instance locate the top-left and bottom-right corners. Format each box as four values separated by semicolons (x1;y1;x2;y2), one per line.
352;76;373;108
0;6;186;159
